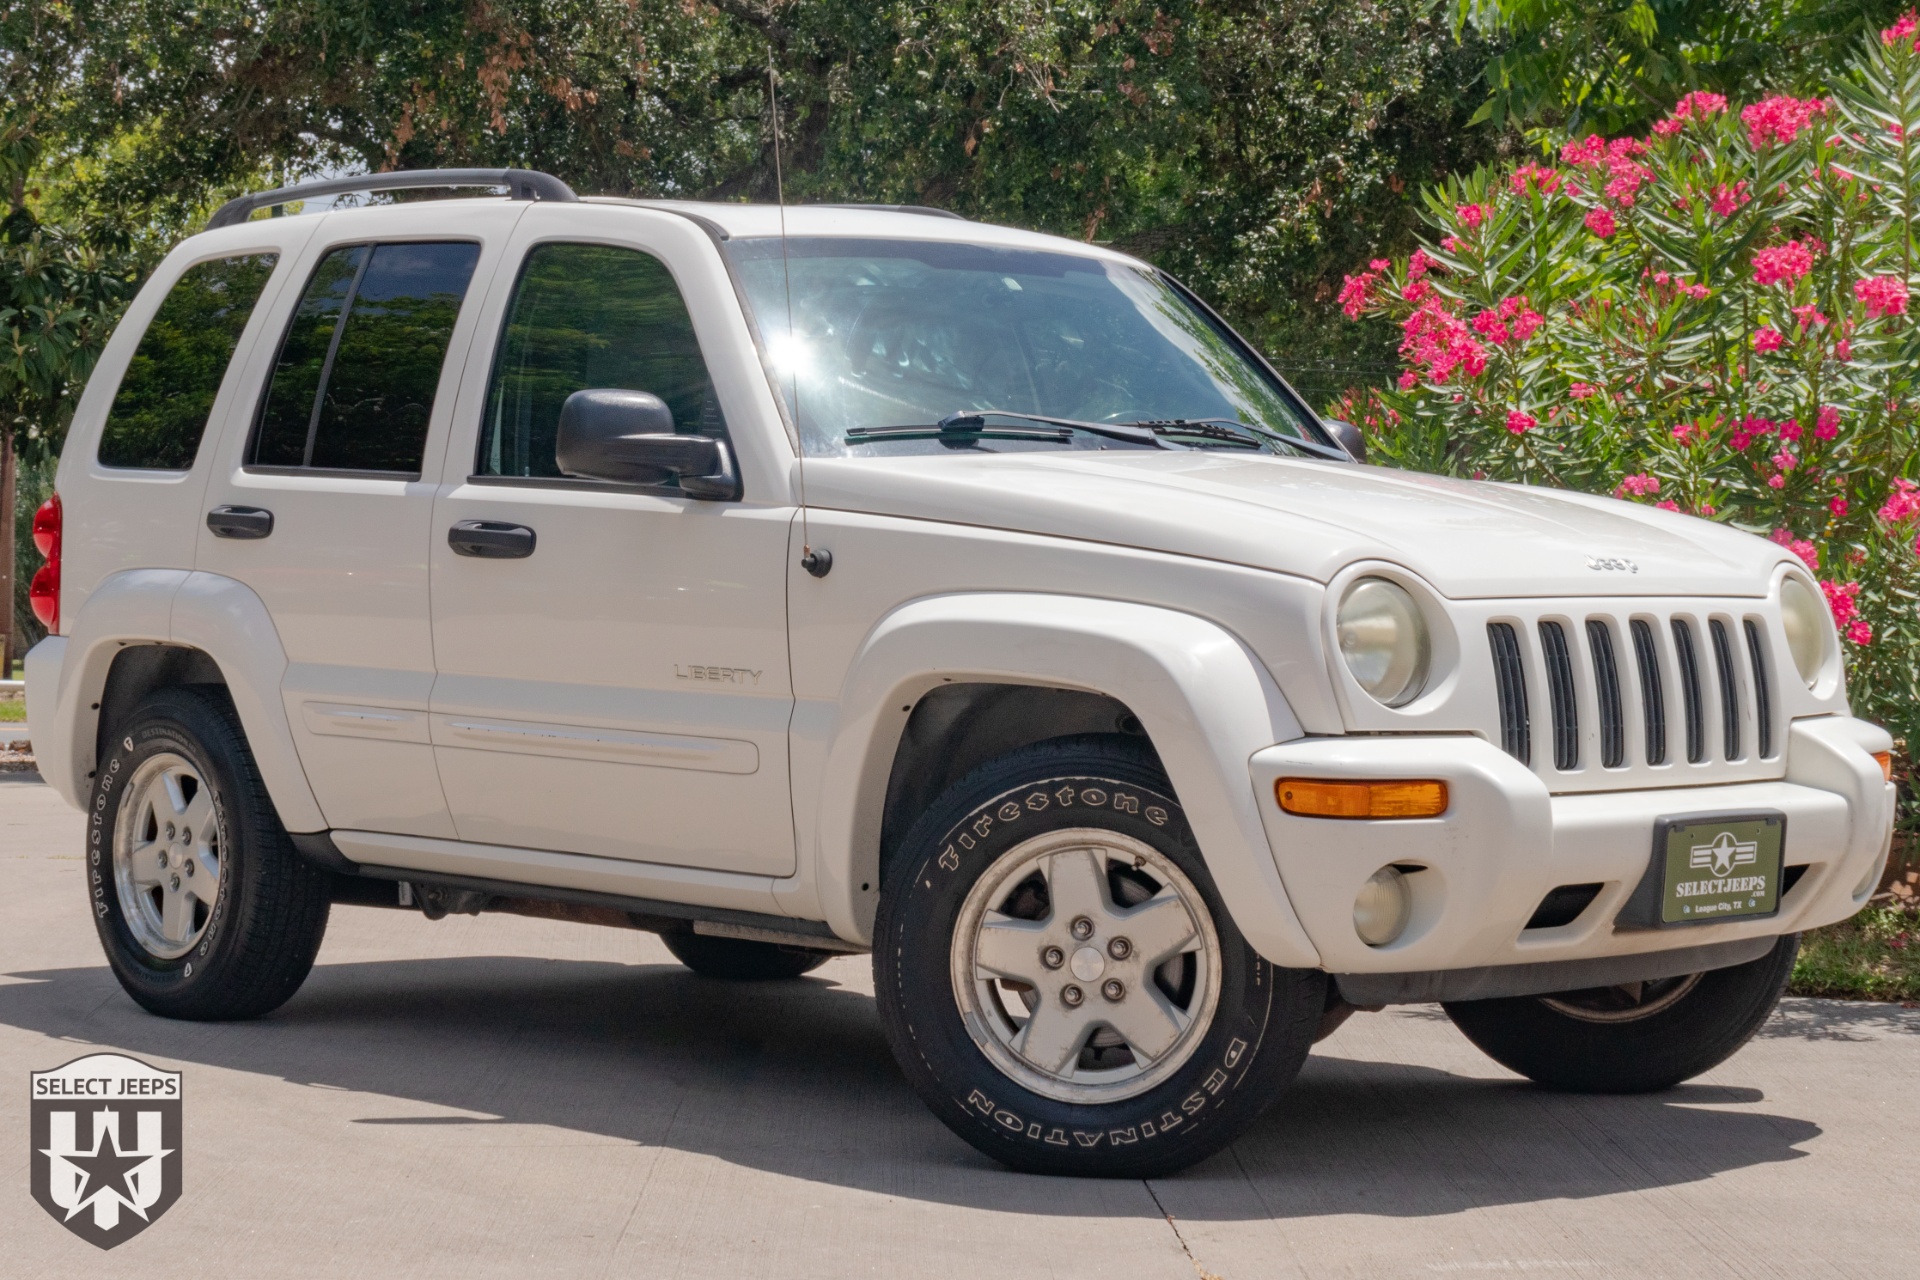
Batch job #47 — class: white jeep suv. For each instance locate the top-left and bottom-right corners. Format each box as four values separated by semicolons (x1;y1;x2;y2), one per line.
24;170;1895;1177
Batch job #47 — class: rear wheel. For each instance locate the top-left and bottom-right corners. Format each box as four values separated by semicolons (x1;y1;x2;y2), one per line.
1443;934;1798;1092
90;686;331;1020
659;928;833;980
874;734;1324;1177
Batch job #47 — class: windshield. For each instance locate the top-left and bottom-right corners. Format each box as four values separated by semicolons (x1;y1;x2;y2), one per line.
724;237;1325;458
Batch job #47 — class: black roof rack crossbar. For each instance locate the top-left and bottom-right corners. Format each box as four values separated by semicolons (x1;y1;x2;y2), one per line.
206;167;577;231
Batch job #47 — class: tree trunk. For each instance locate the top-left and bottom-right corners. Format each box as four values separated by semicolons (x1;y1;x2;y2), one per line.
0;429;13;679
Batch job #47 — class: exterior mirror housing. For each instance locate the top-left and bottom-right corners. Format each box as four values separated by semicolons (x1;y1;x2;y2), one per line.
554;389;741;500
1324;419;1367;463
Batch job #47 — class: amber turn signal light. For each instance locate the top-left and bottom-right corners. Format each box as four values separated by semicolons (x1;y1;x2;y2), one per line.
1873;750;1893;782
1275;778;1449;820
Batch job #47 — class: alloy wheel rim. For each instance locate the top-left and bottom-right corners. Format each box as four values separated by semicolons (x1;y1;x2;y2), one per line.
112;752;224;961
1540;971;1703;1023
950;827;1221;1104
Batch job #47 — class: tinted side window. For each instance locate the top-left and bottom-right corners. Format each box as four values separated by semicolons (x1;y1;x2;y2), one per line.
97;254;278;470
251;241;479;473
478;243;725;479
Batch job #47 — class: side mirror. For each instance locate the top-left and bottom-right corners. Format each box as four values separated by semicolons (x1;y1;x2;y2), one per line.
1323;418;1367;463
555;389;742;500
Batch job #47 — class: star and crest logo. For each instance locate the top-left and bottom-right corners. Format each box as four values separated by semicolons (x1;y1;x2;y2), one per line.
30;1053;182;1249
1689;830;1759;878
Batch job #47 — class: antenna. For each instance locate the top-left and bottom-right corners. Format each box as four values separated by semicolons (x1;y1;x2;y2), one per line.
770;57;831;579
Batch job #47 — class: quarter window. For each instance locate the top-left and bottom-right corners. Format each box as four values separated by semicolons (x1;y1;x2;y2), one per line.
97;254;279;470
478;242;725;480
251;241;479;474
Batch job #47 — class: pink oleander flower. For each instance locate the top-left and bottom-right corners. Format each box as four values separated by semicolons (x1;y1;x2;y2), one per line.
1510;163;1561;195
1699;504;1716;516
1879;478;1920;523
1561;135;1607;166
1884;10;1918;45
1774;448;1799;471
1752;326;1785;352
1506;409;1536;435
1399;299;1489;382
1471;310;1510;345
1585;207;1617;238
1856;274;1909;318
1848;619;1873;646
1570;382;1596;400
1605;167;1648;206
1753;240;1815;286
1742;95;1829;148
1822;581;1863;636
1408;248;1435;279
1370;258;1391;271
1836;337;1854;361
1672;423;1695;443
1440;235;1464;253
1672;91;1727;121
1511;308;1543;341
1397;370;1420;391
1771;529;1820;568
1707;181;1750;217
1655;500;1681;512
1768;474;1787;489
1831;496;1850;517
1779;420;1804;442
1793;303;1829;328
1403;280;1433;303
1338;271;1376;319
1614;473;1660;498
1456;203;1486;229
1816;406;1841;440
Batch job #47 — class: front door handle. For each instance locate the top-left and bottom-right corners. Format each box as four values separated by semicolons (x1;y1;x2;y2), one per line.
449;520;536;559
207;505;274;539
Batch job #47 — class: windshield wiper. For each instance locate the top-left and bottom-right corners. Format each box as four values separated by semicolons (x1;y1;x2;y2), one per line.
1128;418;1352;461
846;410;1175;449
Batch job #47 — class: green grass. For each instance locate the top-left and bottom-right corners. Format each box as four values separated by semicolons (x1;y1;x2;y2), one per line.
0;700;22;722
1791;903;1920;1001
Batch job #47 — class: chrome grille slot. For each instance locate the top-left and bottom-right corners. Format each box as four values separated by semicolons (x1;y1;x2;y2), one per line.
1745;618;1774;759
1488;622;1530;765
1631;618;1666;766
1539;621;1579;771
1587;619;1624;768
1671;618;1706;763
1709;619;1740;760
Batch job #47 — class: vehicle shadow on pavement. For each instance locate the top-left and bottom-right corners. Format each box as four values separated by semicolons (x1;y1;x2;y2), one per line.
0;953;1823;1219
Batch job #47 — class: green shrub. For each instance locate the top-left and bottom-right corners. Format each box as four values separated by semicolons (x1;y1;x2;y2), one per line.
1332;16;1920;758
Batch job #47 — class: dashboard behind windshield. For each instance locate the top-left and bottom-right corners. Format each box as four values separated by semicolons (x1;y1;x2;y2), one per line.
724;236;1324;458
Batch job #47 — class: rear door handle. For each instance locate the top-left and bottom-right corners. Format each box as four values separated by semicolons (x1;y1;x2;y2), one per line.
207;505;274;539
449;520;536;559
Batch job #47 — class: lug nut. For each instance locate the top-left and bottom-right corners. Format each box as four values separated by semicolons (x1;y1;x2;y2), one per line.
165;823;176;840
169;874;181;891
1041;946;1065;969
157;850;169;868
1107;937;1132;960
181;828;191;844
184;859;195;877
1070;916;1095;941
1062;984;1085;1007
1102;979;1125;1002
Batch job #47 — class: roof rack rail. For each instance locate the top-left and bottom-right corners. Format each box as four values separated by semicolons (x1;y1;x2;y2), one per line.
814;203;965;220
205;168;577;231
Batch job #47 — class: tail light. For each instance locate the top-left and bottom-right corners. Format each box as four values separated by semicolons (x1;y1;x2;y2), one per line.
29;492;61;632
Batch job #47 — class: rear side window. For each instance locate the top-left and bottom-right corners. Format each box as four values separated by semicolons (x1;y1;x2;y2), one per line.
97;254;278;470
251;241;479;474
477;242;725;479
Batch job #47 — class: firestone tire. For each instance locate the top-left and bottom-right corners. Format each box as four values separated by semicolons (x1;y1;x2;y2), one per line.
873;734;1325;1178
659;927;833;980
1443;933;1798;1093
89;685;331;1021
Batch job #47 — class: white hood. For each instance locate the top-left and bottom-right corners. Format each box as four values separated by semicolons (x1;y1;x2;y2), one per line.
801;450;1790;599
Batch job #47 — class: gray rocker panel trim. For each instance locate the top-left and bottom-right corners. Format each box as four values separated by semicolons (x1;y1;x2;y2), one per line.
1334;934;1779;1005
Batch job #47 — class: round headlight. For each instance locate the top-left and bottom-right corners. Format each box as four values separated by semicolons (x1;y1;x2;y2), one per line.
1337;577;1432;707
1779;576;1829;687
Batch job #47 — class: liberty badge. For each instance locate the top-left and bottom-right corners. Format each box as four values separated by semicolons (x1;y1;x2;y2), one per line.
30;1053;182;1249
1689;830;1759;878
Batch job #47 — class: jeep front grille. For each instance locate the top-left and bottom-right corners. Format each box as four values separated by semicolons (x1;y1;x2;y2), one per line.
1483;602;1780;791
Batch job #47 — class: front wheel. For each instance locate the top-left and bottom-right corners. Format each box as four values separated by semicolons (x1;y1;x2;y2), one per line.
1443;934;1798;1093
874;735;1325;1177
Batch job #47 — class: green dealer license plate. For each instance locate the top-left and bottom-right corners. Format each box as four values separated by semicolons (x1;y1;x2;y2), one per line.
1654;813;1785;925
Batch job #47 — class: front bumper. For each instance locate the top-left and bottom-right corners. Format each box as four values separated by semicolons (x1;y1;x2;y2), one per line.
1249;715;1893;975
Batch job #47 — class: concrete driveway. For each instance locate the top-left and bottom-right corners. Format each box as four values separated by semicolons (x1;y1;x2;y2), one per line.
2;771;1914;1278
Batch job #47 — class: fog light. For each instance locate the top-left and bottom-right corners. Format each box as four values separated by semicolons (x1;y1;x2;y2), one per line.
1354;866;1413;947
